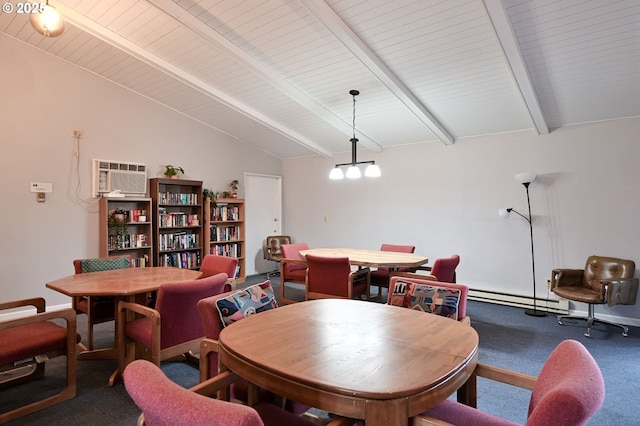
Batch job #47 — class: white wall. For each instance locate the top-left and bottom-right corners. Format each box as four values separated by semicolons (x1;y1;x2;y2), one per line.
283;117;640;325
0;35;282;308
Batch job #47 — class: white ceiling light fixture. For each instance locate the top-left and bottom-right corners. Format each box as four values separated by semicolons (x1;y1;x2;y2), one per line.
29;1;65;37
329;90;381;180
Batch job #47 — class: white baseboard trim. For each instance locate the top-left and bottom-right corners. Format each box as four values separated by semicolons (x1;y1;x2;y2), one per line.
468;288;569;314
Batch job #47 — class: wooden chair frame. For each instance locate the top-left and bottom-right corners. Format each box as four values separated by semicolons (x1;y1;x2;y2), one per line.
279;258;308;304
0;298;78;423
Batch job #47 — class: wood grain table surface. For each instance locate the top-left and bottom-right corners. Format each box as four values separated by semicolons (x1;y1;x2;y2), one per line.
219;298;478;425
299;248;429;269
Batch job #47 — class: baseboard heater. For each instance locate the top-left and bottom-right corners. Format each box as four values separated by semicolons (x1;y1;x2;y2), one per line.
468;288;569;315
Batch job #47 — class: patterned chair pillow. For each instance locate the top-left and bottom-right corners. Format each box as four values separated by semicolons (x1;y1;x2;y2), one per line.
80;256;131;273
216;280;278;327
389;280;461;320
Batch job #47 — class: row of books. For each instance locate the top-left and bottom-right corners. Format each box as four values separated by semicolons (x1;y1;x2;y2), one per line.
158;210;199;228
159;251;201;269
209;225;240;242
209;242;241;258
211;205;240;221
131;255;150;268
108;234;149;250
158;232;199;251
157;192;199;205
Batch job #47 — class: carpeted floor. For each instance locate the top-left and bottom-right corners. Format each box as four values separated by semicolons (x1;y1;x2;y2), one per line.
3;274;637;425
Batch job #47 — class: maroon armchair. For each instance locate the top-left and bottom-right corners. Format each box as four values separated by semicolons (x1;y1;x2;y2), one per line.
118;273;228;373
418;254;460;282
416;340;605;426
369;244;415;298
200;254;239;292
123;359;321;426
73;255;132;349
279;242;309;304
0;298;79;423
305;254;369;300
552;255;638;337
197;288;309;416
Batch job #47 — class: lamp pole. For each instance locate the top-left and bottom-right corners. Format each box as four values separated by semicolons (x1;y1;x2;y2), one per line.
522;181;545;317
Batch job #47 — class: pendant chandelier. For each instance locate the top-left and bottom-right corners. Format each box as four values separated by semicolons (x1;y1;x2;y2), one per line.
29;1;65;38
329;90;381;180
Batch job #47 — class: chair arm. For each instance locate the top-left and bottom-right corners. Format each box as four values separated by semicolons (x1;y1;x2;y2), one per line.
0;297;45;313
391;271;438;281
412;415;454;426
280;258;307;266
118;300;159;319
474;363;537;391
350;267;370;280
199;338;219;382
606;277;639;306
551;268;584;288
190;370;241;398
0;307;76;332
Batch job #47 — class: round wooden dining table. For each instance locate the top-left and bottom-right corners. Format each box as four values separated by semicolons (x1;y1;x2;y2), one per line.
218;299;479;425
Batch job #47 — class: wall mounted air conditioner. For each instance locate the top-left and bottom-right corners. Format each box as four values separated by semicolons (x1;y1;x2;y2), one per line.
93;159;147;197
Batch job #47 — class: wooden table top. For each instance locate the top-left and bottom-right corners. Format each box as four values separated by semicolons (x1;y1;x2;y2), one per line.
46;267;202;297
219;299;478;425
299;248;429;268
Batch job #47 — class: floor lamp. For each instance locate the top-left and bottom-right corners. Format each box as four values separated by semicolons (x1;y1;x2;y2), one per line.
498;172;546;317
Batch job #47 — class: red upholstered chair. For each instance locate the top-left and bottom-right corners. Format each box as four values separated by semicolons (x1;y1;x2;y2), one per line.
305;254;370;300
200;254;239;292
279;242;309;304
117;273;228;373
197;286;309;416
415;340;605;426
369;244;415;298
0;298;80;423
73;255;132;349
123;359;321;426
388;275;470;324
417;254;461;283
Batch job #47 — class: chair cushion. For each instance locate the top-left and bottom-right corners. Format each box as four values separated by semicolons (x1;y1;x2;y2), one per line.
216;281;278;327
0;321;70;366
389;280;461;320
80;256;131;273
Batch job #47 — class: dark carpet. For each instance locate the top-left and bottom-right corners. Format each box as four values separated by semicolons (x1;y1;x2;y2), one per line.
2;274;637;425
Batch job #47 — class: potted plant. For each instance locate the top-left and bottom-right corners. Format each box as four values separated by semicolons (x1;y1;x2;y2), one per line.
108;210;129;249
229;179;239;198
164;165;184;179
203;188;217;208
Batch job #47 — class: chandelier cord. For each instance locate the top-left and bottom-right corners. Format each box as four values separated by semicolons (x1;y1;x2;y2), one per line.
352;93;356;141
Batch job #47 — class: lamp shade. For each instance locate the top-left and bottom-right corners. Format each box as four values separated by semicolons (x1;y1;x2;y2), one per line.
514;172;536;184
498;208;510;218
29;3;65;37
329;167;344;180
364;163;381;177
346;165;361;179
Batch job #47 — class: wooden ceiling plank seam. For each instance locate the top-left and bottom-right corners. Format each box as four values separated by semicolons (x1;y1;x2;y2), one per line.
482;0;548;135
147;0;379;154
300;0;454;145
51;1;332;159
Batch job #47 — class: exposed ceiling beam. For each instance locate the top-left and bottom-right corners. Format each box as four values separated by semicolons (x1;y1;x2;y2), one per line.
300;0;455;146
147;0;382;154
482;0;549;135
54;2;333;158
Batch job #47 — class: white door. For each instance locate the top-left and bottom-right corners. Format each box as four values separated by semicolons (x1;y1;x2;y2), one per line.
245;173;282;275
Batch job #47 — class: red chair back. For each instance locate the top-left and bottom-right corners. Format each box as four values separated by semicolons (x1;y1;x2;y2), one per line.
281;242;309;274
306;254;353;298
380;244;415;253
154;273;228;348
430;254;460;283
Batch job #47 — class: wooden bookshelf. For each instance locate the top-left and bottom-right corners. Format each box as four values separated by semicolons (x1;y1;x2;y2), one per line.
150;178;203;269
99;196;152;267
204;198;245;283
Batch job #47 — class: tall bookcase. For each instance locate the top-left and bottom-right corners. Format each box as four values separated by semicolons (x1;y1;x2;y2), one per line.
150;178;203;269
99;196;153;267
204;198;246;283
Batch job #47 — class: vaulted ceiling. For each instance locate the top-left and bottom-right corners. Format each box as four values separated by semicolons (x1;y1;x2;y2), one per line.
2;0;638;159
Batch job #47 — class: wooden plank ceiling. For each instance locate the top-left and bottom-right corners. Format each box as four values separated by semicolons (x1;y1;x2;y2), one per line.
1;0;638;159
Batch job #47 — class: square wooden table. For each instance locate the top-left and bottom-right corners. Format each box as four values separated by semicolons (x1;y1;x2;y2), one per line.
218;299;478;425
